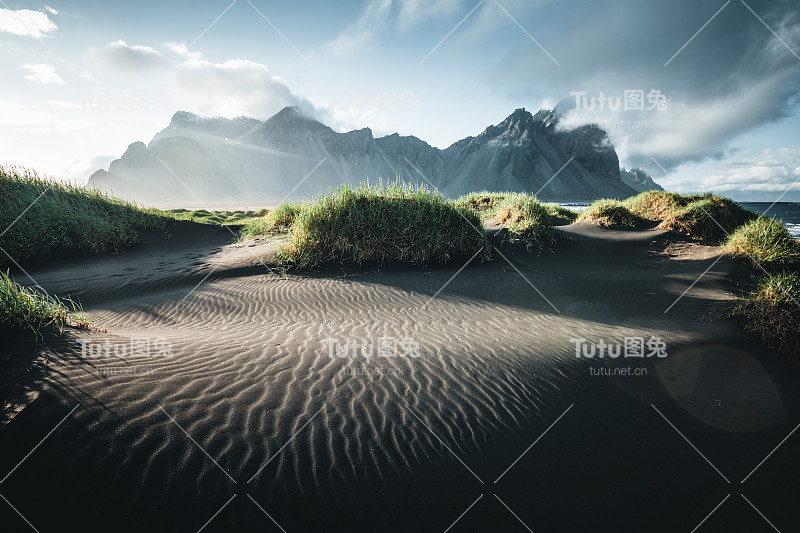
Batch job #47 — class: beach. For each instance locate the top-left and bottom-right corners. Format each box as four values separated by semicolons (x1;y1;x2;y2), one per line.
2;220;799;532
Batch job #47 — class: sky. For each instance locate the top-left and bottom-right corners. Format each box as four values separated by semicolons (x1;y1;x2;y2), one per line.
1;0;799;201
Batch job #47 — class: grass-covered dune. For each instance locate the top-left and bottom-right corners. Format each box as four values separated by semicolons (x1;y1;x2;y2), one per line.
576;199;647;228
576;191;756;241
723;216;800;270
0;166;269;267
721;216;800;358
240;187;571;269
269;182;490;269
0;166;166;266
455;191;579;225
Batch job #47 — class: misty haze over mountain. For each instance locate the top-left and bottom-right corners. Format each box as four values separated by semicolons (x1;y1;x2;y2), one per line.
88;106;655;203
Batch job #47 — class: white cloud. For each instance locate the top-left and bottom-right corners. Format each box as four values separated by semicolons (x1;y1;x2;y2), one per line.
20;62;64;84
558;72;799;172
0;8;57;38
46;99;84;110
0;100;92;132
671;148;800;195
44;6;58;15
163;41;202;59
85;40;167;72
170;58;319;119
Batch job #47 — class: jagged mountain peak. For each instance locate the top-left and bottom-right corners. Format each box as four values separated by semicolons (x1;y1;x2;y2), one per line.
152;111;262;144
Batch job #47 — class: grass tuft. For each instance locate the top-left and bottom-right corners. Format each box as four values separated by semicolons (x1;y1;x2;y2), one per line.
577;199;647;228
656;195;755;242
238;203;300;241
455;192;509;217
0;271;87;335
733;271;800;358
723;216;800;270
622;191;696;221
495;193;558;248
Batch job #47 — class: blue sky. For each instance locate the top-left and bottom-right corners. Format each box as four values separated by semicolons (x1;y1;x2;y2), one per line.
1;0;799;200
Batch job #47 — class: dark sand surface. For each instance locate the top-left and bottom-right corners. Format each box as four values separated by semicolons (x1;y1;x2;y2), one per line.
2;220;799;532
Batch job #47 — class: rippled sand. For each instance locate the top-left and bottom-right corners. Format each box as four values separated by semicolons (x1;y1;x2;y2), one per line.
2;220;799;532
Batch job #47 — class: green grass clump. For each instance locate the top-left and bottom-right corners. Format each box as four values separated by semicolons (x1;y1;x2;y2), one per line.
495;193;558;247
656;195;755;242
723;217;800;270
733;272;800;358
622;191;697;221
455;192;509;217
278;182;488;269
541;203;579;224
238;203;300;241
0;271;88;335
577;199;647;228
0;166;166;265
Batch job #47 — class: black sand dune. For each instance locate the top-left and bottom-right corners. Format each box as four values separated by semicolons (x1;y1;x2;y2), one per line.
2;221;799;532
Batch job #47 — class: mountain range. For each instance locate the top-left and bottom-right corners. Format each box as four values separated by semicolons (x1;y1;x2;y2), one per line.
89;106;660;203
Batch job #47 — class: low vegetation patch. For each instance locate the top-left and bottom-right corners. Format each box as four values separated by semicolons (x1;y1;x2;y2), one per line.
495;193;558;247
0;166;166;266
577;199;647;228
0;271;87;335
238;203;300;241
622;191;699;221
656;195;755;242
455;192;509;217
277;182;488;269
723;216;800;270
733;271;800;358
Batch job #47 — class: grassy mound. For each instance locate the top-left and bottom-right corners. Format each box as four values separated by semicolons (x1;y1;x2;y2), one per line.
238;203;301;241
723;217;800;270
622;191;698;221
0;271;87;335
278;182;488;268
577;199;647;228
0;166;166;265
733;271;800;358
656;195;755;242
495;193;558;247
455;192;508;217
456;192;578;226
